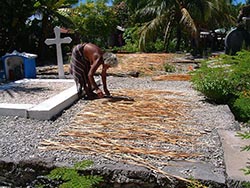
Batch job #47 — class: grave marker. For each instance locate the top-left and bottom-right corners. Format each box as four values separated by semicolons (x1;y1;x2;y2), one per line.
45;26;72;79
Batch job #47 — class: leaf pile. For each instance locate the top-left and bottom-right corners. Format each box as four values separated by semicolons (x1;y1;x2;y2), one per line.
41;89;202;162
38;53;176;76
41;89;206;183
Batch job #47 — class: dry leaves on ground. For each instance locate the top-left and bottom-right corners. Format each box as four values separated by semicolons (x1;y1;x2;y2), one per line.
41;89;205;182
38;53;179;77
41;89;203;163
108;53;176;76
152;74;192;81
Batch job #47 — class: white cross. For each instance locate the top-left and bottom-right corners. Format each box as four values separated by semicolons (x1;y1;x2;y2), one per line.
45;26;72;79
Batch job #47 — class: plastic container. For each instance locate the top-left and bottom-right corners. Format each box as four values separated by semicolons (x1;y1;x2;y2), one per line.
1;51;37;80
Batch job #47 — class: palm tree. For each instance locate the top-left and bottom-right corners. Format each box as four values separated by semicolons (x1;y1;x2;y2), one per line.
136;0;233;52
69;0;118;47
34;0;77;59
0;0;37;55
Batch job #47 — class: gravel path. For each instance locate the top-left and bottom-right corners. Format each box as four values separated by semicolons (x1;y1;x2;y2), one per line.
0;76;239;184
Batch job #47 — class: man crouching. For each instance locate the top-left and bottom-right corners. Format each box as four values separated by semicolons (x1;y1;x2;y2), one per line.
70;43;118;99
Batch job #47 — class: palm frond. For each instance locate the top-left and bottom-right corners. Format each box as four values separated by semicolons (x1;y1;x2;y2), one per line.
180;7;197;37
55;10;74;27
164;20;172;44
163;15;175;49
136;0;169;18
139;15;166;51
137;7;157;17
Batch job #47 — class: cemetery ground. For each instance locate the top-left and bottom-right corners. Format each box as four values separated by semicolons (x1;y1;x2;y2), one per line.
0;53;250;187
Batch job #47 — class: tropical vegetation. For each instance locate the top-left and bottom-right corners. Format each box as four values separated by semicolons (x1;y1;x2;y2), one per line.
34;160;103;188
1;0;250;184
68;0;118;47
0;0;249;121
191;50;250;180
191;50;250;122
0;0;244;62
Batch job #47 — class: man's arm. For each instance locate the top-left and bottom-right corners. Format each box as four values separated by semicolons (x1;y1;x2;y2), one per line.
101;64;110;96
88;54;104;98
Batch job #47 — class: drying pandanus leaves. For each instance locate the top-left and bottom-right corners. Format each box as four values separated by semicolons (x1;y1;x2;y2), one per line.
41;89;206;184
38;53;196;78
152;74;192;81
50;53;176;76
108;53;174;76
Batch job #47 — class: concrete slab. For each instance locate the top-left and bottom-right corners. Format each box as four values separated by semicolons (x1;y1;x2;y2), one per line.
163;160;226;185
0;78;100;120
219;130;250;182
0;103;33;118
27;85;78;120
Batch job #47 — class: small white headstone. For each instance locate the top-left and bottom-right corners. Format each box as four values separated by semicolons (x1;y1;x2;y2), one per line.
45;26;72;79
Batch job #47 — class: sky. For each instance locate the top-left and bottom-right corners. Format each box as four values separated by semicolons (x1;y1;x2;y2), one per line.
78;0;247;5
78;0;112;6
234;0;247;4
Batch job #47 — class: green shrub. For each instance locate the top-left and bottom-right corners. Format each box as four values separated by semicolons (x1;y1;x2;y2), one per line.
242;182;250;188
46;160;103;188
144;39;165;52
121;41;139;52
164;63;176;72
167;38;177;53
120;26;140;53
191;50;250;121
232;94;250;122
191;60;235;103
154;39;165;52
237;131;250;177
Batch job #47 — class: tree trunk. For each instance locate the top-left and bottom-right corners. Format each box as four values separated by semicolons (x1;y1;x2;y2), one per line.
38;14;50;62
175;25;181;51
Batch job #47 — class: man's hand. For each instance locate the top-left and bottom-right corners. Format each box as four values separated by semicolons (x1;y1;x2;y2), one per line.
96;88;104;98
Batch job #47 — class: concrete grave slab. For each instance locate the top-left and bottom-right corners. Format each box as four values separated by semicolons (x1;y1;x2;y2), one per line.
0;78;100;120
0;103;33;117
27;84;78;120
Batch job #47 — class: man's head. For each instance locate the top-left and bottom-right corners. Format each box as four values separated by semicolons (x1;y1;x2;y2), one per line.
103;52;118;68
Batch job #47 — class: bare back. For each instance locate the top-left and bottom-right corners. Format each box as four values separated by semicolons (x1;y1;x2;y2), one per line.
83;43;104;66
